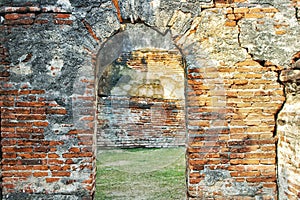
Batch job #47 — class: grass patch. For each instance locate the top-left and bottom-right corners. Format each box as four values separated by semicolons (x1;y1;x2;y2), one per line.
96;147;186;200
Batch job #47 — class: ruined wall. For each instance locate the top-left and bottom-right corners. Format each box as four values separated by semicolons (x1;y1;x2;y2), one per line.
277;53;300;200
98;96;185;148
97;49;186;148
0;0;299;199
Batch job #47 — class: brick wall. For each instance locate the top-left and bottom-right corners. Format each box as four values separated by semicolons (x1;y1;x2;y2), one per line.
0;66;96;199
97;96;185;148
186;58;285;199
277;53;300;200
0;2;96;199
0;0;299;199
97;49;186;148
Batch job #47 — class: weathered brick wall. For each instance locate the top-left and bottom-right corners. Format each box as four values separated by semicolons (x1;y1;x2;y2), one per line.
186;59;284;199
97;96;185;148
0;2;97;199
97;49;186;148
0;0;299;199
277;53;300;200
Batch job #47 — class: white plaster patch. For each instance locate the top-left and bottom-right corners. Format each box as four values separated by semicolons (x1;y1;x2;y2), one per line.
150;0;160;10
47;56;64;77
11;62;33;75
56;0;72;9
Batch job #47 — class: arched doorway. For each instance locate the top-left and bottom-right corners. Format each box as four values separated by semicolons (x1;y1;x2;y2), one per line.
95;24;187;199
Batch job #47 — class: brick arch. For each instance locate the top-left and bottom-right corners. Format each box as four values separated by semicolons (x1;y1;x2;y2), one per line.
71;20;226;198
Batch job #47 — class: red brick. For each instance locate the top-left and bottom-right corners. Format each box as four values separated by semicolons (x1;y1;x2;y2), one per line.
31;108;46;114
19;153;47;159
48;153;60;158
54;19;73;25
16;127;44;133
2;108;31;114
69;147;81;153
46;178;60;183
5;13;19;20
5;19;34;25
30;90;45;94
1;139;17;145
62;152;93;158
1;133;31;139
52;171;71;177
48;159;64;165
46;108;67;114
16;114;46;120
54;14;71;19
16;102;46;107
49;141;64;146
2;147;33;153
2;171;32;177
33;172;48;177
2;153;17;159
50;165;70;171
32;146;49;153
33;121;49;127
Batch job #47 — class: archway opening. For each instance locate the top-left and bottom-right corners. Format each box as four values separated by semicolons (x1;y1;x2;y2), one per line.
95;24;187;199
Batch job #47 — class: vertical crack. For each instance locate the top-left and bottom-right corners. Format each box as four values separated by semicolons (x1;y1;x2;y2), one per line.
273;69;286;200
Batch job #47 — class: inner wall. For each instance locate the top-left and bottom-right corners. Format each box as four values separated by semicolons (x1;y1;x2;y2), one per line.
96;24;187;148
97;49;186;148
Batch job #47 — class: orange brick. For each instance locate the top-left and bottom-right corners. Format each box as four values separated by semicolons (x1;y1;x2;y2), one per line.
228;165;245;171
261;8;279;13
245;13;264;18
225;20;236;27
230;171;261;177
246;176;276;182
275;30;287;35
230;159;260;165
245;153;276;159
236;60;260;66
234;7;249;13
227;14;236;20
249;8;262;13
261;171;276;176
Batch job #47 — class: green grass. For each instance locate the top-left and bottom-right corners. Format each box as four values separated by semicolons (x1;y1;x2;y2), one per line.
95;147;186;200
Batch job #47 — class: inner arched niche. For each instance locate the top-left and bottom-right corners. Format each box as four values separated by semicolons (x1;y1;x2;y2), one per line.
96;24;187;148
